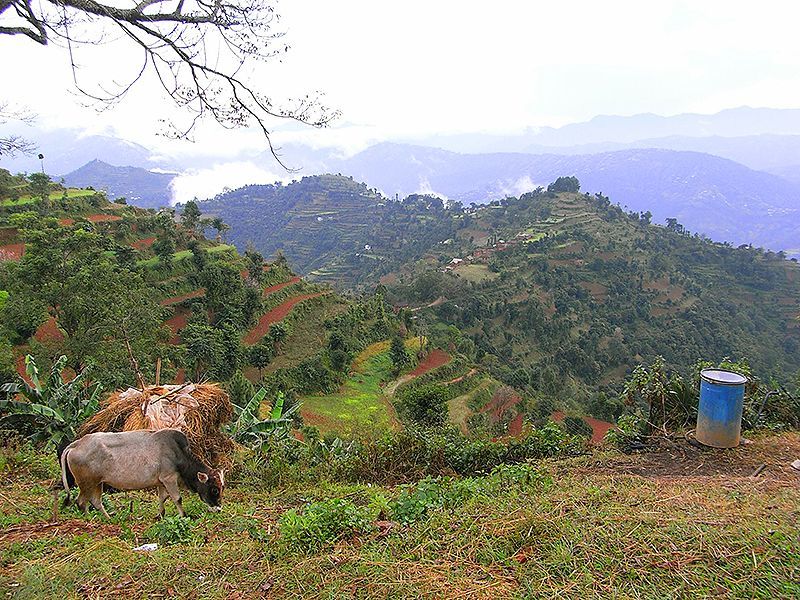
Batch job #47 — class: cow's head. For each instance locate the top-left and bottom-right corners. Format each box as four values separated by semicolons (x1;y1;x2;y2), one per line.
196;468;225;510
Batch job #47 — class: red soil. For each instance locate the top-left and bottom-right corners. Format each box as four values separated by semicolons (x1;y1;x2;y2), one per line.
174;368;186;384
59;214;122;226
508;413;524;436
160;288;206;306
0;243;25;260
86;214;122;223
443;368;478;385
33;316;64;343
480;387;523;421
262;276;301;297
243;292;325;345
131;236;155;250
165;307;190;344
551;411;615;445
14;354;32;386
409;348;451;377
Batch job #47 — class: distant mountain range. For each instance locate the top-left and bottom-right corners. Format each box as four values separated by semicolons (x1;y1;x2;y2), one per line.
62;160;176;209
0;124;158;175
3;107;800;253
332;144;800;253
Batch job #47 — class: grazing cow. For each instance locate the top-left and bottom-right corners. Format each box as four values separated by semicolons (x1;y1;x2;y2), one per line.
59;429;225;518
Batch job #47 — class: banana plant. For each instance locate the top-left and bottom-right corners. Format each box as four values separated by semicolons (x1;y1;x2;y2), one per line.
0;355;102;448
226;390;301;449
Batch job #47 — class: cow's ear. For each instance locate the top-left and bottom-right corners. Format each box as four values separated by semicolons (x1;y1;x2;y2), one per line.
197;472;209;483
219;469;225;487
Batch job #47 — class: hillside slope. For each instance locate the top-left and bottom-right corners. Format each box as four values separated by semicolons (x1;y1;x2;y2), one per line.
338;144;800;254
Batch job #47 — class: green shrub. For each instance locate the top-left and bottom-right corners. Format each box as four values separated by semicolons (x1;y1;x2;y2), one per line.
335;422;583;483
604;414;643;450
279;498;374;552
145;516;196;546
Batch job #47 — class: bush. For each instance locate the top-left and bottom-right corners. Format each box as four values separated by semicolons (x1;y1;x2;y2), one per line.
563;415;593;438
334;423;584;483
279;498;374;552
396;384;448;427
604;414;644;451
145;516;196;545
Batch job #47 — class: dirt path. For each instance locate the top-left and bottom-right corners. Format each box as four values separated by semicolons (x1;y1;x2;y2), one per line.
0;242;25;260
131;236;155;250
243;292;326;344
383;349;453;397
262;276;301;297
160;288;206;306
552;411;615;444
443;368;478;385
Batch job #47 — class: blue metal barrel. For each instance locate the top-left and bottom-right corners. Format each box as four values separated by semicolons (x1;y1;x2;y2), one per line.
696;369;747;448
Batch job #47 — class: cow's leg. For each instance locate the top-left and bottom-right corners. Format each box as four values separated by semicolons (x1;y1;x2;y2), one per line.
76;489;89;514
157;484;169;519
89;486;111;519
160;475;185;517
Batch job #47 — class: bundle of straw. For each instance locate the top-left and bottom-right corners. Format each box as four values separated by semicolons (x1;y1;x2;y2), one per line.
78;382;234;468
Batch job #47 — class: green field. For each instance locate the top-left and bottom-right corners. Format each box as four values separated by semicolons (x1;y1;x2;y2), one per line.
300;338;422;435
1;189;97;207
453;263;499;283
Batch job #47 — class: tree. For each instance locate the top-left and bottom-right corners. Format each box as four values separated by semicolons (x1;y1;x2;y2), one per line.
181;200;202;234
390;335;410;374
2;223;168;385
547;176;581;194
398;384;448;427
27;172;51;201
0;355;102;448
268;321;289;354
211;217;230;242
152;235;176;267
0;0;338;156
247;342;273;379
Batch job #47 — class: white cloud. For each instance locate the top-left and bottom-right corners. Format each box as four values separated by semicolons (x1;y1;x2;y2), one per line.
415;177;448;201
169;162;292;204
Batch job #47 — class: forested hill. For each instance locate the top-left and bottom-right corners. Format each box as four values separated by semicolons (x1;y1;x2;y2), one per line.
380;184;800;399
197;174;800;399
197;174;461;285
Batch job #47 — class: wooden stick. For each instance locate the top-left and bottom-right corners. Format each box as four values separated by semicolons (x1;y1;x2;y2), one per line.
750;463;767;477
155;357;162;386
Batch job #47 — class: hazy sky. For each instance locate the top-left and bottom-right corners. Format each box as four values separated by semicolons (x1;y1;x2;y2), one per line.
3;0;800;200
3;0;800;155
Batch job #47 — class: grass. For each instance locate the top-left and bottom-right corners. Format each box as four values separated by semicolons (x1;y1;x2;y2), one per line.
1;189;97;206
454;263;499;283
2;440;799;598
299;338;422;436
136;249;194;269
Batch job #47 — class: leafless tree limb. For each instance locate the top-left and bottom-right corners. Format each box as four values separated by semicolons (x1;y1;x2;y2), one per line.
0;0;340;165
0;101;36;157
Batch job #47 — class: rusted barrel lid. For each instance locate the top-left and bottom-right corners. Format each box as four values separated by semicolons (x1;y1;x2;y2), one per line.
700;369;747;386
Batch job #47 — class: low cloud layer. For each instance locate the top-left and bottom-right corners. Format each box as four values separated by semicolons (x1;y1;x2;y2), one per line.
170;162;293;205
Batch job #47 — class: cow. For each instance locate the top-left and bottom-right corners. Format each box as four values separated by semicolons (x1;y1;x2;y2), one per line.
59;429;225;519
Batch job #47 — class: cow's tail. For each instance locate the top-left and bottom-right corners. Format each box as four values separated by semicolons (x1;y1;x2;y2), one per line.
59;446;72;507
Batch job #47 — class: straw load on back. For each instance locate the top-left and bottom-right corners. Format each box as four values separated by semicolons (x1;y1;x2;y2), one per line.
78;383;234;468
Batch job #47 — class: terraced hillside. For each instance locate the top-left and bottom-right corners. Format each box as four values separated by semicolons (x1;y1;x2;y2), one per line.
197;175;384;280
380;189;800;407
197;175;463;288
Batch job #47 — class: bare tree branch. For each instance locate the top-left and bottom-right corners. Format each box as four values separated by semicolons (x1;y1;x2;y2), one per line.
0;101;36;157
0;0;340;163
